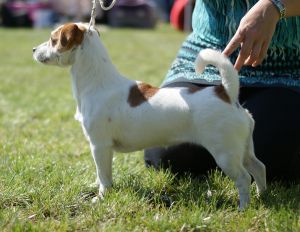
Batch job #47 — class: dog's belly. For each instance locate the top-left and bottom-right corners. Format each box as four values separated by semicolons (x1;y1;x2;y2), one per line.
112;137;188;153
111;119;193;153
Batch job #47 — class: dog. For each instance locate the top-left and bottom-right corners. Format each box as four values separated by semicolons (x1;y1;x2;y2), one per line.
33;23;266;209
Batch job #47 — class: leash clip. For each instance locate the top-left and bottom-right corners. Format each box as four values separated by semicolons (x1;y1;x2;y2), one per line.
88;0;117;33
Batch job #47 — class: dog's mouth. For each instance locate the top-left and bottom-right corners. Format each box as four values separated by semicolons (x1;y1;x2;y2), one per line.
33;46;57;65
39;57;50;63
33;53;50;64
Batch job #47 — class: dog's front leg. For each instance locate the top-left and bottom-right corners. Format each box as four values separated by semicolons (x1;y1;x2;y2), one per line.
90;144;113;199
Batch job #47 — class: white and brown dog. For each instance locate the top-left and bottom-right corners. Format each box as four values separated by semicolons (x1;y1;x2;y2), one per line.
33;23;266;209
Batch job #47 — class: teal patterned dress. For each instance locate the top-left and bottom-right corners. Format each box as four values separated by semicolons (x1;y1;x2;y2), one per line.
163;0;300;89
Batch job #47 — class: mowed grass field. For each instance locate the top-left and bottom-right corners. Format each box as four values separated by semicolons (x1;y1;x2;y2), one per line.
0;24;299;231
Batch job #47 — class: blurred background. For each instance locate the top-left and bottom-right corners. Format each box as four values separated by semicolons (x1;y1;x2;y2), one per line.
0;0;195;31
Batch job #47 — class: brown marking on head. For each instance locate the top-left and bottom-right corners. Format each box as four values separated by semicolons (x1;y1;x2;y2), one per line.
127;83;159;107
214;85;231;104
51;23;86;52
187;85;207;94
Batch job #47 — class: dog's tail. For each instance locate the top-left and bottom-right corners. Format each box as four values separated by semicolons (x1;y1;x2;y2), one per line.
195;49;239;103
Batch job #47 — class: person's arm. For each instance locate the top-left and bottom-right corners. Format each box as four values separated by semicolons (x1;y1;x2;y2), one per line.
223;0;300;71
283;0;300;17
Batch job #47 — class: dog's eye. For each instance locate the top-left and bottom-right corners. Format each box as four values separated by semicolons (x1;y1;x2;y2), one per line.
51;37;58;46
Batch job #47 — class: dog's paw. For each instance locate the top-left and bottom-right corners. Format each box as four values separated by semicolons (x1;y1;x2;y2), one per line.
92;196;100;204
91;194;104;204
91;185;112;203
91;187;108;204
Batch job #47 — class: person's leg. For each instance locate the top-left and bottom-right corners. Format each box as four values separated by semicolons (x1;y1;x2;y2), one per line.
144;82;218;176
240;87;300;182
144;143;218;176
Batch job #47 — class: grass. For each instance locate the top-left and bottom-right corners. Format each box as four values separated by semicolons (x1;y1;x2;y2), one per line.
0;24;299;231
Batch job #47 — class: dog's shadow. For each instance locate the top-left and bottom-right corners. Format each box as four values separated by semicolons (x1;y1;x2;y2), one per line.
82;169;239;210
81;169;300;212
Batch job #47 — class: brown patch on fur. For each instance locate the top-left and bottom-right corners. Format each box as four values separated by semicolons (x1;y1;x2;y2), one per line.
214;85;231;104
54;23;86;52
127;83;159;107
187;85;207;94
50;29;60;46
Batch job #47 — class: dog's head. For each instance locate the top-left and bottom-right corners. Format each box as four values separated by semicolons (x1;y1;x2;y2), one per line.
33;23;99;67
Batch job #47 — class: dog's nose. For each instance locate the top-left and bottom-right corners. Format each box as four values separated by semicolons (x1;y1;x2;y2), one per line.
33;47;36;53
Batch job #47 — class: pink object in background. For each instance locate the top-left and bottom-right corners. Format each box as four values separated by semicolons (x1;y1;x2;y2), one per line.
6;1;51;22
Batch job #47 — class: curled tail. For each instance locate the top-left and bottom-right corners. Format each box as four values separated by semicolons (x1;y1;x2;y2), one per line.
195;49;239;103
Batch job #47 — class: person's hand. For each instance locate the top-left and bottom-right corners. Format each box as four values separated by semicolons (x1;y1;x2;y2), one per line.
223;0;280;70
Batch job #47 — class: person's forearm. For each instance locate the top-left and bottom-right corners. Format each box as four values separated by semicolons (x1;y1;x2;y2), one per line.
271;0;300;17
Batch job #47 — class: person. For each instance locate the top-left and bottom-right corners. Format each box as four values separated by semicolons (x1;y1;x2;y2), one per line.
144;0;300;182
52;0;93;21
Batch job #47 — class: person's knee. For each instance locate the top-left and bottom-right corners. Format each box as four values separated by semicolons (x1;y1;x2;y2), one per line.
144;147;167;169
144;143;218;176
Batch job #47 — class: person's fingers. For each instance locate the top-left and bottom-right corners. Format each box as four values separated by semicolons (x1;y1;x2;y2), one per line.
252;40;270;67
234;37;254;70
244;42;262;65
222;32;244;57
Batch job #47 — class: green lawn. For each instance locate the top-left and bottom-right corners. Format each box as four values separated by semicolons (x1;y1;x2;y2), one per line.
0;24;299;232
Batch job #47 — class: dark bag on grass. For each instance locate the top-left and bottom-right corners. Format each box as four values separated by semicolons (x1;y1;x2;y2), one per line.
107;0;157;28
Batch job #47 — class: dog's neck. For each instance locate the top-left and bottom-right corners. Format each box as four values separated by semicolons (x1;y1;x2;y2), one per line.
70;34;125;107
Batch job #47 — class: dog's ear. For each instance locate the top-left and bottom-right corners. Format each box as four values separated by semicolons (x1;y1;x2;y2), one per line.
59;24;85;50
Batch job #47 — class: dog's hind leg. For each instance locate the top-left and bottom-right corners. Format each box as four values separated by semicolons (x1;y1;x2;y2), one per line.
243;132;267;195
244;152;266;195
90;144;113;198
206;141;252;210
215;154;251;210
